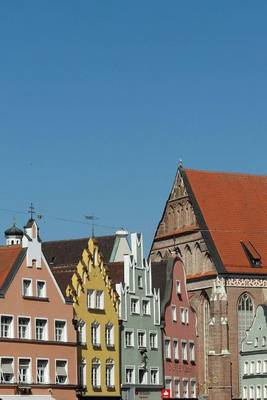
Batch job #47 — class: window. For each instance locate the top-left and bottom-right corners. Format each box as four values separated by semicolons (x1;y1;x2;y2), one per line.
238;293;254;350
36;281;46;298
185;308;189;324
37;359;49;384
22;279;32;296
138;368;147;384
256;360;262;374
150;368;159;384
88;289;95;309
180;308;186;324
105;323;114;348
182;341;187;362
183;380;189;397
18;317;30;339
1;316;13;338
189;341;195;362
18;359;31;383
138;275;143;288
243;386;248;399
106;359;114;388
174;379;180;398
55;320;66;342
78;321;86;344
138;331;146;348
173;339;179;361
0;358;14;383
263;360;267;373
125;367;134;384
191;379;197;398
150;332;158;349
254;337;259;347
263;336;267;347
91;322;100;347
176;280;181;295
125;330;134;347
264;385;267;400
142;300;150;315
36;319;48;341
92;359;101;388
172;305;177;322
249;385;255;400
244;361;249;375
130;298;140;314
256;385;261;400
250;361;255;374
56;360;68;384
165;378;172;397
96;291;104;310
165;339;171;359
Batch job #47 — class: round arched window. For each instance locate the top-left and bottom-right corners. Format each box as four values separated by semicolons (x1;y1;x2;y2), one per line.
238;293;254;348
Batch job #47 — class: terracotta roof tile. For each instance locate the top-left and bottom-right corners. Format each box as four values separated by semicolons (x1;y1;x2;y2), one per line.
0;245;23;288
185;168;267;274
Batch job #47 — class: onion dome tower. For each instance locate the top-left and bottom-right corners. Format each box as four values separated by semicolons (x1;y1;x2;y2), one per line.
5;222;24;246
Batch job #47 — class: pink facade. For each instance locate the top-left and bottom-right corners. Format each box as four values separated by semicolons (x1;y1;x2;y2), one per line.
0;220;77;399
163;259;198;399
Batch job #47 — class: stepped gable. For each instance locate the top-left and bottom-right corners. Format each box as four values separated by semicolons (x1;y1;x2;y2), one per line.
0;245;25;288
183;168;267;274
151;259;175;317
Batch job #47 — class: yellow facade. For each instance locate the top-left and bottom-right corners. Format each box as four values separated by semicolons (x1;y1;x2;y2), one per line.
66;238;120;397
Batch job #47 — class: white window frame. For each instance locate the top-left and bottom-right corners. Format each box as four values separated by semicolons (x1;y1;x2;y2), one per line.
176;280;181;295
55;359;68;384
125;329;134;348
0;356;15;383
92;359;101;389
36;358;49;384
191;378;197;398
105;323;114;348
35;318;48;341
137;330;146;348
17;316;31;340
36;280;47;298
165;337;171;359
22;278;32;297
171;305;177;322
18;357;32;384
125;365;135;384
181;340;187;362
173;339;179;361
54;319;67;342
149;331;158;350
189;341;195;362
138;367;148;385
183;378;189;398
105;360;115;388
0;314;14;338
91;322;100;347
138;275;143;289
165;377;172;397
142;299;151;316
174;378;180;398
130;297;140;315
88;289;95;309
180;307;185;324
150;367;159;384
96;290;104;310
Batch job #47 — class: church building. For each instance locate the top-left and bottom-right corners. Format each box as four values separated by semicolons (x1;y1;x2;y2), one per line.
150;166;267;399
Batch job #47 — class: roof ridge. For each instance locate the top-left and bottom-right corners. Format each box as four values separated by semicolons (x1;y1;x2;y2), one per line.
43;235;116;244
185;168;267;178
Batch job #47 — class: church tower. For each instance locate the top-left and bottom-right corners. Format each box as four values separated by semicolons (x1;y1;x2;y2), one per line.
208;277;232;400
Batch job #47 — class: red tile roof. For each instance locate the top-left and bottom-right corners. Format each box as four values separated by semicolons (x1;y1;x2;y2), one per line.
185;168;267;274
0;245;23;287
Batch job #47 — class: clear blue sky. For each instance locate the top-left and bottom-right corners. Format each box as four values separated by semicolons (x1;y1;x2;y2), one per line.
1;1;267;255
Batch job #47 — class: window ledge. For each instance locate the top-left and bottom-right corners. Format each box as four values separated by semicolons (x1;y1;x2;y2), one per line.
23;296;49;302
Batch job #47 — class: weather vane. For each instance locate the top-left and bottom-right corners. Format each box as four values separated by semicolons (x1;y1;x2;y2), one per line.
28;202;35;219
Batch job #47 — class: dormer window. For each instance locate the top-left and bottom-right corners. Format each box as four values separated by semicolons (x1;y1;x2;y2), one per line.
241;241;261;267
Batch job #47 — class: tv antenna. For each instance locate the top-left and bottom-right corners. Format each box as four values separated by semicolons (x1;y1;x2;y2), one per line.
84;214;99;237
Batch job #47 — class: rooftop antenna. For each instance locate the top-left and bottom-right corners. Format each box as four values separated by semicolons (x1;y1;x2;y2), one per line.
84;214;99;237
179;158;183;168
28;202;35;220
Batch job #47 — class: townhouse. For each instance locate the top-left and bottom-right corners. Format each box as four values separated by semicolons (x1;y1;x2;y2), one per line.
240;304;267;400
0;219;77;399
152;257;198;399
108;233;164;400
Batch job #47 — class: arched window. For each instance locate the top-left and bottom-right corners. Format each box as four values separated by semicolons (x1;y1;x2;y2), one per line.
238;293;254;348
203;253;213;272
92;358;101;388
106;358;115;388
184;245;192;274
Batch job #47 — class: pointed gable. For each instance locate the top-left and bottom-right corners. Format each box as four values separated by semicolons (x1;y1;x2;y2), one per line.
183;168;267;274
0;245;25;289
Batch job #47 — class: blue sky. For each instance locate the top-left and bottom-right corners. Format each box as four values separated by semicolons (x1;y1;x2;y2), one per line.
0;1;267;254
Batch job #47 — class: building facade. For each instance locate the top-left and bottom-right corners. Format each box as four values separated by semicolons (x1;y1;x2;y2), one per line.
152;257;198;399
0;219;77;400
240;304;267;400
112;233;163;400
66;238;121;399
150;166;267;399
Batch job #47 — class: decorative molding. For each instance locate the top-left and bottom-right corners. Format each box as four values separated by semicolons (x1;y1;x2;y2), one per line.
225;277;267;288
